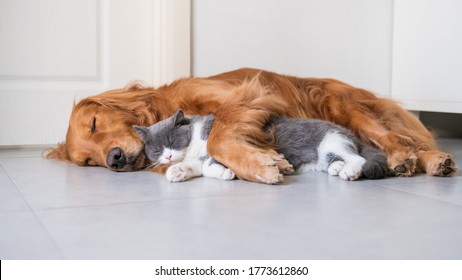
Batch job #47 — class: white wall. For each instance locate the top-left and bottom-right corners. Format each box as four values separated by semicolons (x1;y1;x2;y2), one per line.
193;0;393;97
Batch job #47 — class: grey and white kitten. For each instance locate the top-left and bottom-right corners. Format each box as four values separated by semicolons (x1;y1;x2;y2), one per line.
134;110;235;182
134;110;387;182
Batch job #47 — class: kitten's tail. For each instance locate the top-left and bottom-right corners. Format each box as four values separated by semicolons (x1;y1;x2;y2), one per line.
359;144;388;179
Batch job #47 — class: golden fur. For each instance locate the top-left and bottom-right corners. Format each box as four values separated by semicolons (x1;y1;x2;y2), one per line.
46;68;457;183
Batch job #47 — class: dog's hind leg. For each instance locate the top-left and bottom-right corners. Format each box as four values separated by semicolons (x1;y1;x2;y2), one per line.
342;109;419;177
351;99;457;177
416;150;457;176
343;108;458;177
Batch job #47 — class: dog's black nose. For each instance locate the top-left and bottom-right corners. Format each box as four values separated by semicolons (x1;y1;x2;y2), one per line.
107;147;126;170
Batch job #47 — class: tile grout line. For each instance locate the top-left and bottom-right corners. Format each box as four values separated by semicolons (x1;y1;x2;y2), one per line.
381;183;462;209
33;188;279;212
0;164;67;259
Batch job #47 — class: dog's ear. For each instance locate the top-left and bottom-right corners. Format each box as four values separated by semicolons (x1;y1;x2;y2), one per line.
173;110;190;127
133;125;149;142
44;142;70;161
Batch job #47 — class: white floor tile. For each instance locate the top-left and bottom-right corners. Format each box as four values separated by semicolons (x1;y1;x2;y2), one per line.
0;211;62;259
0;165;30;213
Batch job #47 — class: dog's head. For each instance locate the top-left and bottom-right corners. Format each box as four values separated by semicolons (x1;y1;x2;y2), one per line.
46;86;168;171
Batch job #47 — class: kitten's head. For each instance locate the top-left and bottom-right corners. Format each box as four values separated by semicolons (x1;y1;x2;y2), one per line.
133;110;192;165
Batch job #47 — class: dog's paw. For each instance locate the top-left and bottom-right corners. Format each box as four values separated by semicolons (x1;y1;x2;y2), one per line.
256;172;284;184
425;153;457;177
388;154;417;177
272;153;294;175
226;148;286;184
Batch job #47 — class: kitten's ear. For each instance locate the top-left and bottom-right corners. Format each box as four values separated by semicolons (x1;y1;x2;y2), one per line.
133;125;149;142
173;109;190;127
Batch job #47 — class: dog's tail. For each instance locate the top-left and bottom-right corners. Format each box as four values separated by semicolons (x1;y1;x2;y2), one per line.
359;144;388;179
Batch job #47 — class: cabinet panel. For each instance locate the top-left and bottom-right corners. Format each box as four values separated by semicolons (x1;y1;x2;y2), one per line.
392;0;462;113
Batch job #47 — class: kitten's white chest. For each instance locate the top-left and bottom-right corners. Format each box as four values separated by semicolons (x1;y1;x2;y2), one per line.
184;121;208;160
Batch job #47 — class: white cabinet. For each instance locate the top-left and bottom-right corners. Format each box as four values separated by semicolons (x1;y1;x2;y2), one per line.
392;0;462;113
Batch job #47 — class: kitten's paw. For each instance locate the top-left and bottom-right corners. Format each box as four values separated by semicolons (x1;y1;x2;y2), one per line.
203;162;236;181
221;168;236;180
339;164;362;181
166;165;190;182
327;161;346;176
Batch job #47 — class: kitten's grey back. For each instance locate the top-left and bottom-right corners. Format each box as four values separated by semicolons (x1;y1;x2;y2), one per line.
271;117;357;169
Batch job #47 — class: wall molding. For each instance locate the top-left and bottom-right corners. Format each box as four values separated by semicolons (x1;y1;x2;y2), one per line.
153;0;191;86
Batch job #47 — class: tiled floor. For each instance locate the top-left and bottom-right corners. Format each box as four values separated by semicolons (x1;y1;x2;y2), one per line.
1;139;462;260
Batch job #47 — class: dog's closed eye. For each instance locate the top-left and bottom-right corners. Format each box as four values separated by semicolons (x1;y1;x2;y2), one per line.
91;117;96;133
84;158;96;166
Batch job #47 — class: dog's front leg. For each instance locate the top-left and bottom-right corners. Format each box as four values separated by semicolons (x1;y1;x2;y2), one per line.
206;121;293;184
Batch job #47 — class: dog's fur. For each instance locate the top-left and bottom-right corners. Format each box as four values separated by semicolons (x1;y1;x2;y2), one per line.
46;68;457;183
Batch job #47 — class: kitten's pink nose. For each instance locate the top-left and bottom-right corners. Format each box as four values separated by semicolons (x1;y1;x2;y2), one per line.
166;154;172;161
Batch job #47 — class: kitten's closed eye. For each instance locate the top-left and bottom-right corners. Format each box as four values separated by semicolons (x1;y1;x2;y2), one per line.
147;152;162;164
170;140;179;149
145;147;163;163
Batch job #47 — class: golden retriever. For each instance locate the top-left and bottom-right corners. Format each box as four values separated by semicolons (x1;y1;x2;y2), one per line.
46;68;457;183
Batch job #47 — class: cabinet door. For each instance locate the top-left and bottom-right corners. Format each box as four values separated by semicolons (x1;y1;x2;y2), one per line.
392;0;462;113
193;0;393;98
0;0;190;145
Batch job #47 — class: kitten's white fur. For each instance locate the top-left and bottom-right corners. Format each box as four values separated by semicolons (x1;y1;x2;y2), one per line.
163;119;236;182
298;132;365;181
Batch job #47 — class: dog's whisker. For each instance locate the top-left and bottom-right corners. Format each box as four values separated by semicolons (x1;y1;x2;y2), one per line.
143;162;160;170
